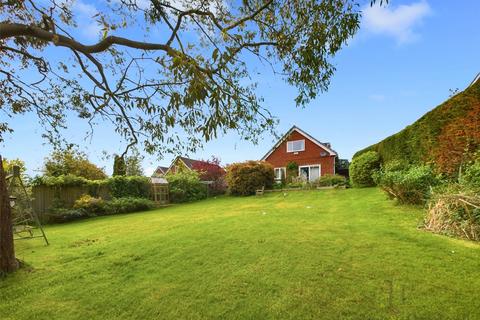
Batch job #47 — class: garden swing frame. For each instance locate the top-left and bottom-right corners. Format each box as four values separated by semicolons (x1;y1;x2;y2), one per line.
7;165;49;245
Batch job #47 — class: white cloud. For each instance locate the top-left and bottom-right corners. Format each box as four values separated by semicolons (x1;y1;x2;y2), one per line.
363;1;431;44
75;0;97;17
67;0;102;40
145;166;155;176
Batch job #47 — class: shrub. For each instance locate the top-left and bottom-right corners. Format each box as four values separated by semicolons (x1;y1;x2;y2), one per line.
350;151;380;187
286;181;304;189
166;170;207;203
462;159;480;190
374;165;439;205
47;208;90;223
226;161;274;196
73;194;107;215
286;161;298;183
107;175;151;199
383;159;409;172
315;174;347;187
49;197;155;223
104;197;155;214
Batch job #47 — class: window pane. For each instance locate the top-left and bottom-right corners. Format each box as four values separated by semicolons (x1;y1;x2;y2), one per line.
300;167;309;180
287;141;293;152
310;166;320;181
287;140;304;152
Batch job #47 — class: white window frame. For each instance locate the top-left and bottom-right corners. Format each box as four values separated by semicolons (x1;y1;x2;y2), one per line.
286;139;305;153
274;167;286;182
298;164;321;182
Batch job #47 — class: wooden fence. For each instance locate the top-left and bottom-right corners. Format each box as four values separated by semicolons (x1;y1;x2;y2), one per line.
32;185;111;219
32;183;170;220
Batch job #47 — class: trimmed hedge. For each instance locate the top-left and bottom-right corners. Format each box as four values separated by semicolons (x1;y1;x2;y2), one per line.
226;161;274;195
107;176;151;198
31;174;106;187
350;151;380;187
32;174;151;199
353;80;480;175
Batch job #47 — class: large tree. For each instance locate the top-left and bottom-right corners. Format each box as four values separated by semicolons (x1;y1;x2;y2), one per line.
43;147;107;180
0;0;381;272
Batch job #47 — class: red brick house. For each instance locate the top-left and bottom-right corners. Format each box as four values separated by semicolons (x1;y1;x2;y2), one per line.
261;126;337;182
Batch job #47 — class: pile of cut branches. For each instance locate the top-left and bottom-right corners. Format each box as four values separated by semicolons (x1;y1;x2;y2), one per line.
425;192;480;241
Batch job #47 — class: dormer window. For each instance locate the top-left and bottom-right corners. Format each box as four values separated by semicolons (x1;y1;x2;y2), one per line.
287;139;305;153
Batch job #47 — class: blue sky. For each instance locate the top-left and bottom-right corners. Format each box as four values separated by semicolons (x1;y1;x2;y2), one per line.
2;0;480;176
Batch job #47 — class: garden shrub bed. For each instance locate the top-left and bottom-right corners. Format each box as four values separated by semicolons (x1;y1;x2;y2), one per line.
47;195;156;223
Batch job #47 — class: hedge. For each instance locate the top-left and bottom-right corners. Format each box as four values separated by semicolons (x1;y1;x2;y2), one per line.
107;176;151;198
32;174;151;199
353;80;480;175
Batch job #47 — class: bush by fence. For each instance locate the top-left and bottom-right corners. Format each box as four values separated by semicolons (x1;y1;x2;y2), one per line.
47;195;155;223
31;174;152;220
226;161;274;196
166;170;207;203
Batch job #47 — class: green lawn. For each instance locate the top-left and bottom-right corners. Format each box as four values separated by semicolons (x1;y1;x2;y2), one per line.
1;188;480;319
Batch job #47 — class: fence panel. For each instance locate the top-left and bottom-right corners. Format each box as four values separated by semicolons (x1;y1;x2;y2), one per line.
32;185;110;219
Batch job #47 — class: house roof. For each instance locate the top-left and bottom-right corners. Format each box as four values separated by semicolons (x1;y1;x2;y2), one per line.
261;125;338;160
166;156;224;174
152;166;169;177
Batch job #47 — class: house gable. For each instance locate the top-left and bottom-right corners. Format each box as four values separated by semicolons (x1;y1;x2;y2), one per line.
261;126;337;160
165;157;191;175
261;126;337;177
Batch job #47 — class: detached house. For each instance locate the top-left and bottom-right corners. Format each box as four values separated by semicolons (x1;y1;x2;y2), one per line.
261;126;337;182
